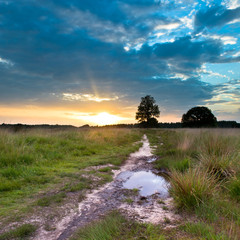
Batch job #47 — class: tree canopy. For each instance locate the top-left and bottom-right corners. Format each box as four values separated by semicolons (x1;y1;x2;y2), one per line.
181;106;217;128
136;95;160;127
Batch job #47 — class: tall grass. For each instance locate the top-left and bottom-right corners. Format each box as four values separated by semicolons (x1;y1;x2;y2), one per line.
150;128;240;239
170;168;218;209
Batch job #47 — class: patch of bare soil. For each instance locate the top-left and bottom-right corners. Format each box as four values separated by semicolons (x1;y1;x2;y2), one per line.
31;134;180;240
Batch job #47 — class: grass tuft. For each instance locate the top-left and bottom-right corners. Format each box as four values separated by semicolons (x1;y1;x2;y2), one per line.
0;224;37;240
228;175;240;201
36;192;66;207
170;168;218;209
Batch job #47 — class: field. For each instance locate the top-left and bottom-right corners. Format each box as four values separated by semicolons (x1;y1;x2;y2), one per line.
0;128;240;239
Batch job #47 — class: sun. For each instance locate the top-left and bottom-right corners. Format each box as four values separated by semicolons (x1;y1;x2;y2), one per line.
72;112;125;126
91;112;122;125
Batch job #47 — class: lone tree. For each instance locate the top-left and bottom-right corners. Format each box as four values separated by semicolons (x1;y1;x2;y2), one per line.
136;95;160;127
182;106;217;128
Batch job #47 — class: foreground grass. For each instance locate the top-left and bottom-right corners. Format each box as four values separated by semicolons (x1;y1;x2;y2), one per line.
147;128;240;240
0;224;37;240
71;211;166;240
0;128;142;225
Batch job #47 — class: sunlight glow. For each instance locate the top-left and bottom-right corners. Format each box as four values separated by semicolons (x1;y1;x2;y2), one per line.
62;93;119;102
74;112;126;126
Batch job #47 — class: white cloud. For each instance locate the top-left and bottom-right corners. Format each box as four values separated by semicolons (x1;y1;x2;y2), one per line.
200;66;230;80
154;22;180;30
170;73;189;80
0;57;13;66
233;51;240;57
206;34;237;45
62;93;119;102
180;16;194;30
225;0;240;9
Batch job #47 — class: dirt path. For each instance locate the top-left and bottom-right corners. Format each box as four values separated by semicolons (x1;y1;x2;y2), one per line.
34;135;180;240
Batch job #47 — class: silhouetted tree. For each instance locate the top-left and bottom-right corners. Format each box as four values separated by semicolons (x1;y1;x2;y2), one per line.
136;95;160;127
182;106;217;128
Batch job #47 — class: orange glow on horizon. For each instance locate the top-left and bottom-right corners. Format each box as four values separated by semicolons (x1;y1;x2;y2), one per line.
71;112;127;126
0;105;182;126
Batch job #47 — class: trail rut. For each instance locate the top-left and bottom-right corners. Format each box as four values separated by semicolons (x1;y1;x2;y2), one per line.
34;135;180;240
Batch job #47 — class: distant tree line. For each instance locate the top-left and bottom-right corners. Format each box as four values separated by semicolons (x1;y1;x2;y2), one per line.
0;95;239;130
1;120;239;132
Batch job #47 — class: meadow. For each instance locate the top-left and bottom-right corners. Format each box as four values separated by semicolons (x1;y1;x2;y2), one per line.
72;128;240;240
0;128;240;239
0;128;142;238
147;128;240;240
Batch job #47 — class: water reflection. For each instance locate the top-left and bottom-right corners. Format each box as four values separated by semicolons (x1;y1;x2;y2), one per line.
123;171;169;197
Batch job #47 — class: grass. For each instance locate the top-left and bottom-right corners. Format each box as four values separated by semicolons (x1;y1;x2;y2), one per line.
1;128;240;240
71;211;166;240
147;128;240;240
228;175;240;201
0;128;142;224
183;222;231;240
124;198;133;204
0;224;37;240
36;192;66;207
169;168;218;209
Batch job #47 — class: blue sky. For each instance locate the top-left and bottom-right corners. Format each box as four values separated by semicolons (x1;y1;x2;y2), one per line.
0;0;240;125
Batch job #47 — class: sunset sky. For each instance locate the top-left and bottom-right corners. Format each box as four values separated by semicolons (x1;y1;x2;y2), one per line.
0;0;240;126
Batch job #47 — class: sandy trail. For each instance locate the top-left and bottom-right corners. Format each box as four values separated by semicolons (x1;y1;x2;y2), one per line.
34;134;180;240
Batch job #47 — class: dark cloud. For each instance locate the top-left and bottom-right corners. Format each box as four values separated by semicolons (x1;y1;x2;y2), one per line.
137;36;223;77
0;0;239;121
194;5;240;32
153;36;222;61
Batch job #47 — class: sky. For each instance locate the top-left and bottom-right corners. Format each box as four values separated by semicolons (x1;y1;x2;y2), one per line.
0;0;240;126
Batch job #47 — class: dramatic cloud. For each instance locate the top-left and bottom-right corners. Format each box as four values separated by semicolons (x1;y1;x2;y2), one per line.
0;0;240;124
194;4;240;32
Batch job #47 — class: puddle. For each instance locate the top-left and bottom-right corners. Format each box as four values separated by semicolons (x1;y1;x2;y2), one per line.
147;156;157;163
123;171;169;198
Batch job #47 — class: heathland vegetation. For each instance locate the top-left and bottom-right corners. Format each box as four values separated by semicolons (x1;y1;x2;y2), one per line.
0;128;142;238
0;128;239;239
147;128;240;239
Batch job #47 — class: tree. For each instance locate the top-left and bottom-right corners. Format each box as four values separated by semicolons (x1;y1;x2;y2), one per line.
181;106;217;128
136;95;160;127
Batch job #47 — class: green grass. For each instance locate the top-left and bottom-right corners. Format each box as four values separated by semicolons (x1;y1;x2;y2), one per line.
169;168;218;209
228;175;240;201
124;198;133;204
0;128;142;221
183;222;230;240
1;128;240;240
71;211;166;240
0;224;37;240
147;128;240;239
36;192;66;207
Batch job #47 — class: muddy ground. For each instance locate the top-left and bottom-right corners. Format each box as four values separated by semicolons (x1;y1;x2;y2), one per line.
29;135;181;240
